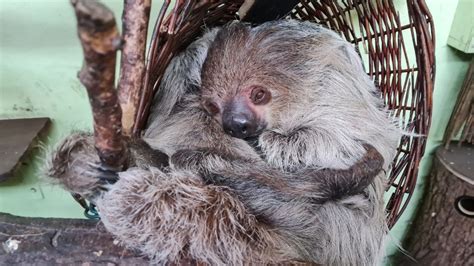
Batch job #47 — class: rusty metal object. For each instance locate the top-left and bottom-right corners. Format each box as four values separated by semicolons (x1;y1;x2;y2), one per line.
134;0;435;228
0;118;50;182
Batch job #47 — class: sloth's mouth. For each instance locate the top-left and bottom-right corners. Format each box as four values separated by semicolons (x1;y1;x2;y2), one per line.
244;135;264;158
243;128;263;140
244;135;259;143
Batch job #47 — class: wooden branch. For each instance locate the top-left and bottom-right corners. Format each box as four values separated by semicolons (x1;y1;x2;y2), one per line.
0;212;148;264
71;0;127;171
118;0;152;136
443;59;474;147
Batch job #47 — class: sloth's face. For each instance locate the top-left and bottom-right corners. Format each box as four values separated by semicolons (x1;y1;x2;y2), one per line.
201;85;272;139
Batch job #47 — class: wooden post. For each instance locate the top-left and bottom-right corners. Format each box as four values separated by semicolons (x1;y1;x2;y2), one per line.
395;144;474;265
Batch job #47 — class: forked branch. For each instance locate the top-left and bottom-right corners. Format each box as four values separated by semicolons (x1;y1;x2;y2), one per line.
71;0;127;171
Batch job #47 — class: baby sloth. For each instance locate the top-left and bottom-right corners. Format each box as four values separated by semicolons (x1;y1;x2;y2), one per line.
48;20;400;265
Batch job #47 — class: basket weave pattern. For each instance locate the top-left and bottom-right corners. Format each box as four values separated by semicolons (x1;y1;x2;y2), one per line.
135;0;435;228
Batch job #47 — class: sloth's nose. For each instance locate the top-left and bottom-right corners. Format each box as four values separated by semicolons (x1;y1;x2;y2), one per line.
223;114;255;139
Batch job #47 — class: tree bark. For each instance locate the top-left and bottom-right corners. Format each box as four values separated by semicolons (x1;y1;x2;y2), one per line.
395;145;474;265
71;0;127;171
118;0;152;136
0;213;148;265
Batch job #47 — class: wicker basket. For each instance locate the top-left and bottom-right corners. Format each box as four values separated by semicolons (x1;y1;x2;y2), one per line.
133;0;435;229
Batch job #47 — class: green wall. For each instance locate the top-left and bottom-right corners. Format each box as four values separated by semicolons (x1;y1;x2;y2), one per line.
0;0;163;218
383;0;472;260
0;0;472;261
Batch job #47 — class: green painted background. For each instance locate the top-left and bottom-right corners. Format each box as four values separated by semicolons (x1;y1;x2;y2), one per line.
0;0;472;261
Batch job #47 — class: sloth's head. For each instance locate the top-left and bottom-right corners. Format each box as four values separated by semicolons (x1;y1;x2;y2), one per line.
199;22;310;139
201;83;271;139
200;21;365;140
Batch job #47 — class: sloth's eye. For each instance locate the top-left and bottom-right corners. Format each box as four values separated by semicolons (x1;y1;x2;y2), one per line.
250;87;271;105
203;100;220;115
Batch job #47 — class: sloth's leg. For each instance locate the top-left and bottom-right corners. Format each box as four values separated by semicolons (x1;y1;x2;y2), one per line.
95;167;281;264
46;132;107;201
46;132;169;201
47;133;284;264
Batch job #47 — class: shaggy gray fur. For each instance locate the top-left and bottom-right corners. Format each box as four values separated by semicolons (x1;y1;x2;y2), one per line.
47;20;400;265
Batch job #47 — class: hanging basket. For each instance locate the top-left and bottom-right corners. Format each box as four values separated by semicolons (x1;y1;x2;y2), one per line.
133;0;435;229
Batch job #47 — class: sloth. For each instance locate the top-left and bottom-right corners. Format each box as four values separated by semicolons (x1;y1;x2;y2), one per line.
48;20;400;265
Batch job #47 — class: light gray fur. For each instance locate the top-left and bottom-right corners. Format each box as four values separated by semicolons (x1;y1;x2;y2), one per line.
47;20;400;265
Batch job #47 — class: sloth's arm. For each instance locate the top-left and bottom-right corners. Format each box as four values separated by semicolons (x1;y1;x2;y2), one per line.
170;144;383;204
48;132;382;205
258;128;370;173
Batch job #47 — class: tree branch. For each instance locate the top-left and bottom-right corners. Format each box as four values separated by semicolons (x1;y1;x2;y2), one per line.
71;0;127;171
118;0;152;136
